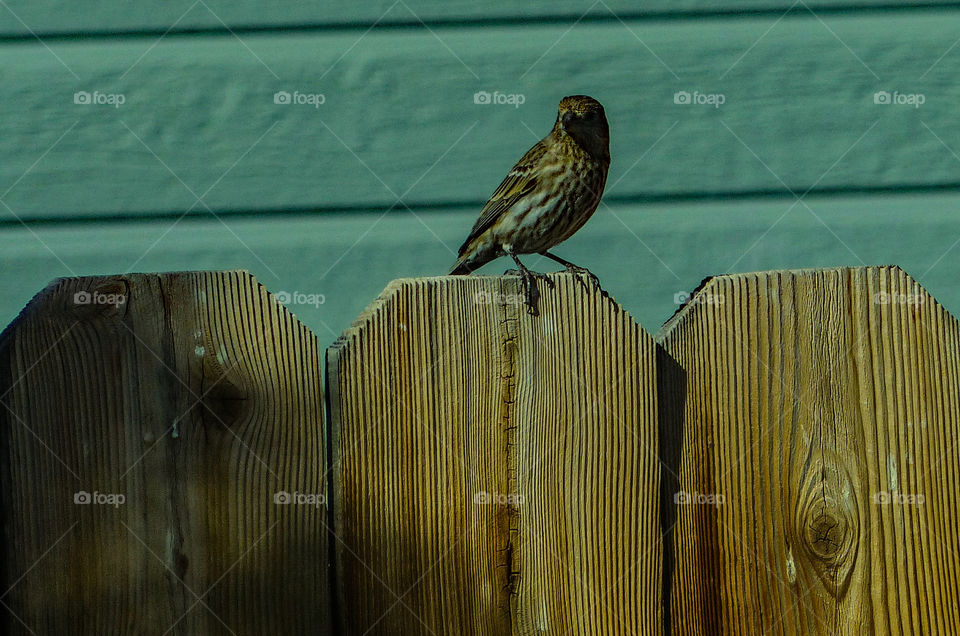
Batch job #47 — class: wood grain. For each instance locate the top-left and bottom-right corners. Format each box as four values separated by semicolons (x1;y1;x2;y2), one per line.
656;266;960;634
327;273;659;634
0;271;328;634
4;13;960;221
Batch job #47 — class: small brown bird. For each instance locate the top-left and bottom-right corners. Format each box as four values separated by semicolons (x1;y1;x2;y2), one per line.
449;95;610;313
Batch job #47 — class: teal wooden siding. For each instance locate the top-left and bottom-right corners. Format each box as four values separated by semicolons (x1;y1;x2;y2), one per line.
2;2;956;37
2;3;959;338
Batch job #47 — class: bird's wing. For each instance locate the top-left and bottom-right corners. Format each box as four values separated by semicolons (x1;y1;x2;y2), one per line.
457;141;547;256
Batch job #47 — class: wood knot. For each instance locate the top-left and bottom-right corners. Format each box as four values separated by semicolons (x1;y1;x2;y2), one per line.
805;508;846;561
198;358;247;431
193;333;248;432
794;456;859;595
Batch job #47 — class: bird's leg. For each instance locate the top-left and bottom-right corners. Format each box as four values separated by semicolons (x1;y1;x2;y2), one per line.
504;251;553;314
540;251;601;289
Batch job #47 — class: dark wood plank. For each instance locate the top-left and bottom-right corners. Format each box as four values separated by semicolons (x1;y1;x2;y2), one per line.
0;271;329;634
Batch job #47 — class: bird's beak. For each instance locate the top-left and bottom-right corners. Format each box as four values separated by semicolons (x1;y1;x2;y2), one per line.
561;111;575;130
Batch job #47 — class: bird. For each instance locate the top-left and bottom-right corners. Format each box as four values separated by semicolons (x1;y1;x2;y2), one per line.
449;95;610;314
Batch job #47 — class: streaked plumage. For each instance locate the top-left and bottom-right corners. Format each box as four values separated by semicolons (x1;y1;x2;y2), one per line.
449;95;610;312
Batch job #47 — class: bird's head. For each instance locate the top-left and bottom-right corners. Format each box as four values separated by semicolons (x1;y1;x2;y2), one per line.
556;95;609;162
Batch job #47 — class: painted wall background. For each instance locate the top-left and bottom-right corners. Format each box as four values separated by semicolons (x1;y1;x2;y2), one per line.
2;2;958;337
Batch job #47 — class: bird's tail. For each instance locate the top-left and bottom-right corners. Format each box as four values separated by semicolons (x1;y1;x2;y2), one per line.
449;243;491;275
448;257;475;275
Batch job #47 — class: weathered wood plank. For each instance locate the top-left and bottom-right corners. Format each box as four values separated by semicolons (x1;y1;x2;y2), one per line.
3;13;960;220
327;274;659;633
0;271;329;634
1;1;953;37
4;193;960;354
656;266;960;634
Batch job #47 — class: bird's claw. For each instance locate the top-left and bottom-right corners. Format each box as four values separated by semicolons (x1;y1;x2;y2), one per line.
522;279;540;316
503;268;552;315
503;268;554;287
563;265;601;290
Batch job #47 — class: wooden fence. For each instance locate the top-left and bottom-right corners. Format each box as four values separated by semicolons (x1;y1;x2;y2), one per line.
0;265;957;634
